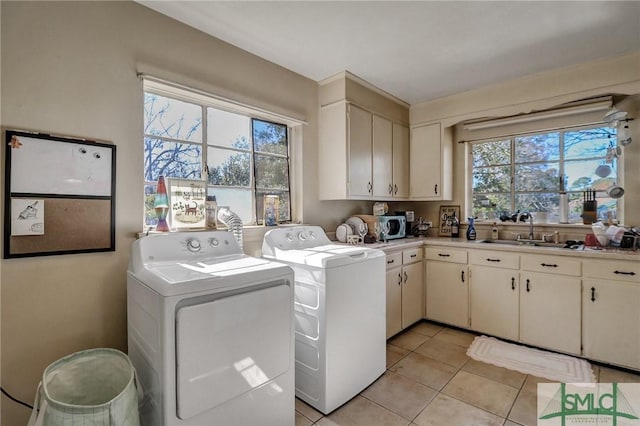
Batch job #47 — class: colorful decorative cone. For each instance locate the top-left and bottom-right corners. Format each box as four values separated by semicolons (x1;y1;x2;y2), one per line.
154;176;170;232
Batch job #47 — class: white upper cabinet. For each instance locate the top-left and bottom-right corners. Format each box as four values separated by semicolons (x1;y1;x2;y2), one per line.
348;104;374;197
319;101;410;200
372;115;393;198
392;123;409;198
410;123;452;200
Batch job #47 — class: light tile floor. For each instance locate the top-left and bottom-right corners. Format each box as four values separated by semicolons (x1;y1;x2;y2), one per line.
295;320;640;426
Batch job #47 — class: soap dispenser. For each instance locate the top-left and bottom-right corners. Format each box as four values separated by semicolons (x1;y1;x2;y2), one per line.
466;217;477;241
491;222;499;240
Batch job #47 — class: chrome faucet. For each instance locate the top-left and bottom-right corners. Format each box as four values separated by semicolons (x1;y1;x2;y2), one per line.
517;211;535;240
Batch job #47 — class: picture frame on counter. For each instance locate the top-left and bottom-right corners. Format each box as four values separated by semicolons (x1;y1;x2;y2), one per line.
438;205;460;236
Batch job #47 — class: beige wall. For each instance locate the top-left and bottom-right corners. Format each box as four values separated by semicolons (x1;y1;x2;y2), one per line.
0;2;360;424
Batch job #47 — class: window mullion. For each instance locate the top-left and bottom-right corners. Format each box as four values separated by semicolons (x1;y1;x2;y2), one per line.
510;138;516;212
202;105;208;184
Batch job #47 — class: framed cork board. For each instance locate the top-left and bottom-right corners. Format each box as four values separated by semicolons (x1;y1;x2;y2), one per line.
4;130;116;258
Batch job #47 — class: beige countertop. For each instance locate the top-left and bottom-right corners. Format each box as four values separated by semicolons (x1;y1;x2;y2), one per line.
360;236;639;261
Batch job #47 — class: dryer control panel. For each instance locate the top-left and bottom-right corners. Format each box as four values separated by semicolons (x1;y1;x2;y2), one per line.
262;225;332;253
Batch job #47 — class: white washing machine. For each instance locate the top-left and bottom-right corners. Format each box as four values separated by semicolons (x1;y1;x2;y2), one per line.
127;231;295;426
261;225;386;414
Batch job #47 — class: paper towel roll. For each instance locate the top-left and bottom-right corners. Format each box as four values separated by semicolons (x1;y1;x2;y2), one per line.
559;193;569;223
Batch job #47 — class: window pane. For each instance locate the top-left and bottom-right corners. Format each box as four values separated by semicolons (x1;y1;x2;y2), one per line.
597;196;619;221
514;163;559;191
207;147;251;187
515;193;558;214
256;191;291;224
207;187;253;225
564;127;613;160
253;120;288;155
255;155;289;190
144;93;202;142
473;166;511;193
472;140;510;167
565;159;616;191
207;108;250;149
567;192;584;223
515;133;559;162
144;138;202;182
473;193;510;221
144;184;158;227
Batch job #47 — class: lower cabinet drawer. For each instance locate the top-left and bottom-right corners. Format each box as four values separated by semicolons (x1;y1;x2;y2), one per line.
403;247;423;264
583;259;640;283
470;250;519;269
385;252;403;270
522;254;581;276
424;247;467;264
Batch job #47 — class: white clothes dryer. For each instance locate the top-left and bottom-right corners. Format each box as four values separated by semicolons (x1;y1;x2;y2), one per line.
262;225;386;414
127;231;295;426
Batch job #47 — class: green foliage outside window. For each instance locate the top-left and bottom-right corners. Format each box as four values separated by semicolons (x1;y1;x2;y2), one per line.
472;126;617;222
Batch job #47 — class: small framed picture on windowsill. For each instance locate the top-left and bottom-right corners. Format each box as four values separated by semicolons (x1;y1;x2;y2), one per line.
167;178;206;230
438;205;460;236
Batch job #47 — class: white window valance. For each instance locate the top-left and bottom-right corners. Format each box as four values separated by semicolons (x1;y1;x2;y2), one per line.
457;97;612;143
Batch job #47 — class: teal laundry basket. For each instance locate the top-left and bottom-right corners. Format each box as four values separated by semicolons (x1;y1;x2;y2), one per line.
28;348;141;426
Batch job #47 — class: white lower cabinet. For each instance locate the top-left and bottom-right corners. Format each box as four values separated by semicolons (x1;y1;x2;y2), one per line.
385;247;424;338
520;254;582;355
582;259;640;370
425;244;639;370
425;247;468;328
469;250;520;341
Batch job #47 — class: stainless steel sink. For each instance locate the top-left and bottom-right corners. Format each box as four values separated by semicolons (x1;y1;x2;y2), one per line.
475;239;566;248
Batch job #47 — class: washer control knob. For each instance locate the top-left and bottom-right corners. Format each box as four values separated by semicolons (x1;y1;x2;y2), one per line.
186;238;201;252
209;237;219;247
309;231;317;239
286;233;294;242
298;231;307;241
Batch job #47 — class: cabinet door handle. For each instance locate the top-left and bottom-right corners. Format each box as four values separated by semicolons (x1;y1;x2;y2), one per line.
398;273;402;286
590;286;596;302
511;277;515;291
388;184;393;195
387;259;395;264
526;278;530;292
404;271;408;283
434;184;438;195
487;258;501;262
438;253;450;257
394;184;398;195
461;270;465;283
410;254;417;258
614;270;636;276
367;181;372;194
540;263;558;268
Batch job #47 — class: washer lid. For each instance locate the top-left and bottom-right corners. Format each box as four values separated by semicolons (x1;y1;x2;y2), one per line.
130;255;292;296
263;243;384;269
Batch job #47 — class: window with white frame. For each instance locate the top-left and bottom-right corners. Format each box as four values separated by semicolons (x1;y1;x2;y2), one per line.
143;83;292;228
470;124;618;223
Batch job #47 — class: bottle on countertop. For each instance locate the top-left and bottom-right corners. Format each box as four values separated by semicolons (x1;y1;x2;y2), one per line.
466;217;477;241
450;212;460;238
491;222;499;240
205;195;218;229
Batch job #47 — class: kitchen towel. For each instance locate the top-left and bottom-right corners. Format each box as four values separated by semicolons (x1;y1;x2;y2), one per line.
467;335;595;383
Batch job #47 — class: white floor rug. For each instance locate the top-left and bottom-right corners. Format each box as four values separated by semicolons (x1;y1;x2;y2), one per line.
467;335;595;383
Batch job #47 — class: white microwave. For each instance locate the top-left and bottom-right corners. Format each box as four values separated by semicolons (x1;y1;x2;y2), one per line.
377;216;406;240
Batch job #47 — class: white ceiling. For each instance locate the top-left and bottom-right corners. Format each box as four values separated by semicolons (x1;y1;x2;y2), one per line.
138;1;640;105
